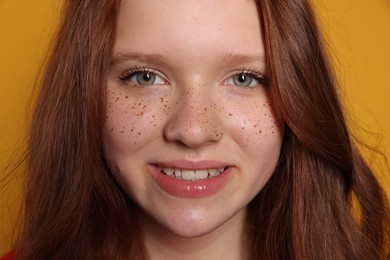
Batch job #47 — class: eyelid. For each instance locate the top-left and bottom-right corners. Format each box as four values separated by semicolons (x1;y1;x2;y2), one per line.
222;68;269;86
118;66;169;84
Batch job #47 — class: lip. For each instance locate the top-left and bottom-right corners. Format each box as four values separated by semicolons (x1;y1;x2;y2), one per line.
148;160;233;198
156;159;229;170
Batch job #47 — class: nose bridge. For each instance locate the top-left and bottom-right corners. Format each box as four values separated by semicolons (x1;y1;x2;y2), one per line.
164;83;222;147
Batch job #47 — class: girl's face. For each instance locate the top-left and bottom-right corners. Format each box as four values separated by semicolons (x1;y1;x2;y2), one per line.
104;0;283;238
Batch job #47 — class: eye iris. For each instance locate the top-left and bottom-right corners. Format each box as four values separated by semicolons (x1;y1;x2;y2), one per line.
137;72;155;85
233;73;252;87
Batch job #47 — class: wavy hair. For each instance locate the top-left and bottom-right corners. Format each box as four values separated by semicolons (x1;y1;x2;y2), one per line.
15;0;389;259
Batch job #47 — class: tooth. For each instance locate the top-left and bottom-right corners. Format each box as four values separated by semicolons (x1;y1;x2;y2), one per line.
162;166;225;180
182;170;195;180
195;169;208;180
174;169;182;178
208;169;219;177
163;167;174;176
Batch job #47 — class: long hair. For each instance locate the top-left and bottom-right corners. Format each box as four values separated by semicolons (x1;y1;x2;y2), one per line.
16;0;389;259
17;0;145;259
248;1;390;259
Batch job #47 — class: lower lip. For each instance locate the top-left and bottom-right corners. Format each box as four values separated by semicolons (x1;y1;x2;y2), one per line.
149;165;232;198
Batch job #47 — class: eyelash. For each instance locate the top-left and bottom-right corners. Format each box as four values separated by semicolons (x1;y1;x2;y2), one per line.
236;68;269;86
118;66;269;86
118;66;161;81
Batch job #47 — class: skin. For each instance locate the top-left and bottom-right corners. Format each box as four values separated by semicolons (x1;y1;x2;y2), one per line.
104;0;283;259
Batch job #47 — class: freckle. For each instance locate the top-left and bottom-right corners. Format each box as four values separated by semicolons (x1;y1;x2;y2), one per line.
125;111;127;113
138;132;141;135
204;108;207;112
259;130;262;134
111;128;114;131
119;93;122;95
143;105;146;109
131;128;134;132
125;96;128;99
228;113;233;116
242;127;245;130
138;103;141;106
119;131;124;134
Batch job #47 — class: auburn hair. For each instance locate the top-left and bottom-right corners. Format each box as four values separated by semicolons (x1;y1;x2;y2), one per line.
14;0;389;259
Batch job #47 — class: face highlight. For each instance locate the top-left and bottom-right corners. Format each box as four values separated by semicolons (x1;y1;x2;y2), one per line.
104;0;283;239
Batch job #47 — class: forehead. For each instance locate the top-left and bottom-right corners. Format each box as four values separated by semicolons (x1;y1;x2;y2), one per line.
115;0;264;58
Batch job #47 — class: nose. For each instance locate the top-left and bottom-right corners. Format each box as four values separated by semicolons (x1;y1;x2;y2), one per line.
163;86;223;148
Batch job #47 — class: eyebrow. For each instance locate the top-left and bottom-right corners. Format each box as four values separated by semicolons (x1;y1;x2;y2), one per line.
110;51;266;68
110;53;168;67
220;51;266;64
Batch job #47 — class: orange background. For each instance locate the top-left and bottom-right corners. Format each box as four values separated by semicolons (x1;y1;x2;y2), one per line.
1;0;389;254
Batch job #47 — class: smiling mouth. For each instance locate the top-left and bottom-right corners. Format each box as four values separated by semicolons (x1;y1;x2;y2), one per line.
156;165;228;181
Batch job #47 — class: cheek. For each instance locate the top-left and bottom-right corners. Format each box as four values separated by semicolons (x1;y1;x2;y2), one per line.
224;98;283;148
104;91;171;149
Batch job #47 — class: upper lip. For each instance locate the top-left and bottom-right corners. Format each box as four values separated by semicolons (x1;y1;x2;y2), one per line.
153;160;230;170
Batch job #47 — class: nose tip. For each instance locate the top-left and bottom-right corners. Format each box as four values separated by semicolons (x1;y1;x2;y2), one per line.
163;101;223;148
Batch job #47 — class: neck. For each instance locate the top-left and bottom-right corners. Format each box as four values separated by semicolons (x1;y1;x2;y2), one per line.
140;209;250;260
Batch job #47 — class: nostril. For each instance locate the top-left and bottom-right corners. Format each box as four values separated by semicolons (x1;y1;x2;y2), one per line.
163;116;223;148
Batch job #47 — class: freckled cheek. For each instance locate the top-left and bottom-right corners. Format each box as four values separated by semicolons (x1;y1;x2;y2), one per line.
224;101;283;147
104;92;173;147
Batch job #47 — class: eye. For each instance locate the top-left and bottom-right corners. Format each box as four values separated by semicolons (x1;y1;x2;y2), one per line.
119;68;167;86
224;71;268;87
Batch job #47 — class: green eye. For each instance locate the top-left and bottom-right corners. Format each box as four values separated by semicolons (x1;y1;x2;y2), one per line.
225;71;267;87
233;73;254;87
135;72;157;85
119;69;166;86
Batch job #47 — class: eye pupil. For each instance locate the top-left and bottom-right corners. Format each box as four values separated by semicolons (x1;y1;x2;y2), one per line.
143;73;151;81
137;72;156;85
238;74;246;82
233;73;252;87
